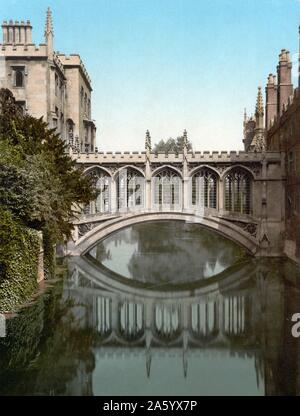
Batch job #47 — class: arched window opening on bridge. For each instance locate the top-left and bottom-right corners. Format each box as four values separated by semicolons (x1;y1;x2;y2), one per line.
191;301;218;340
191;169;217;209
83;169;111;215
119;302;144;340
154;304;180;340
153;168;182;211
95;172;111;213
224;168;251;214
95;296;112;336
223;296;246;337
117;168;145;211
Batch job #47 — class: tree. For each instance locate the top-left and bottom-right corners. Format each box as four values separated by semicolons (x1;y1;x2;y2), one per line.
153;136;193;153
0;88;98;241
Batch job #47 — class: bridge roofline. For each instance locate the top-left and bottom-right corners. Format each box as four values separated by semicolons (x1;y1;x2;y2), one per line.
73;150;281;164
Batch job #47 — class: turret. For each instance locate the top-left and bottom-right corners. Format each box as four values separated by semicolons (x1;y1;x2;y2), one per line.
265;74;277;129
277;49;293;115
1;19;32;44
45;7;54;56
251;87;266;151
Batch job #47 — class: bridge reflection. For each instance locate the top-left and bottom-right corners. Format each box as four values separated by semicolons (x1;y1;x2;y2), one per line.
63;257;300;394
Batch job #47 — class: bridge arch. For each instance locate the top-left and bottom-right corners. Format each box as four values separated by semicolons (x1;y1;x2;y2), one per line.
72;212;259;257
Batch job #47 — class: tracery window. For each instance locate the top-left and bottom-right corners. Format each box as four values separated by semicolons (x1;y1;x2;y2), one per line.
83;169;111;215
153;168;182;209
95;172;110;213
117;168;144;211
224;168;251;214
191;168;217;209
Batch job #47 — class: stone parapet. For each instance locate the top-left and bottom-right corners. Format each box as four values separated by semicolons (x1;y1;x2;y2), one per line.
72;149;281;164
0;43;48;57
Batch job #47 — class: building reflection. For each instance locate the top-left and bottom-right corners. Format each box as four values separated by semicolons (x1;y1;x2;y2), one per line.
64;256;300;395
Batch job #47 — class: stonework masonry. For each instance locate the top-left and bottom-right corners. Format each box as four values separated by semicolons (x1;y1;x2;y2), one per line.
0;8;299;265
0;8;96;151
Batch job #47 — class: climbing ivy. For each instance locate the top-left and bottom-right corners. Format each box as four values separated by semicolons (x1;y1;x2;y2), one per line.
0;207;40;313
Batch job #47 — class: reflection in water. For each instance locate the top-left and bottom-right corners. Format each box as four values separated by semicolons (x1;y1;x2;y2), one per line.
89;221;248;282
0;255;300;395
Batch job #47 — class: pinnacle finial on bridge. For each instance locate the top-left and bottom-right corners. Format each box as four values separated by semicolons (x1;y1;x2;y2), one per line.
183;129;188;149
145;129;151;151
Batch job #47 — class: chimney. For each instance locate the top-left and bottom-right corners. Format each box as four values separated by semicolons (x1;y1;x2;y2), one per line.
277;49;293;115
1;19;32;44
25;20;32;44
265;74;277;129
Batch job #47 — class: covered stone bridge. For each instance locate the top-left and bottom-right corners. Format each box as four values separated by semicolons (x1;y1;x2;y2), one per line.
69;143;285;258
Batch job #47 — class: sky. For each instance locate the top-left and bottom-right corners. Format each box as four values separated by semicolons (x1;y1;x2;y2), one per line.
1;0;300;151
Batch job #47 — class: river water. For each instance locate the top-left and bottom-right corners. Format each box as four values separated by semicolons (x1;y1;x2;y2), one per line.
1;220;300;396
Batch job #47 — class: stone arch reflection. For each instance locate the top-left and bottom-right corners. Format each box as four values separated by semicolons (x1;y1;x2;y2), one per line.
153;304;181;341
118;301;144;341
191;300;219;342
95;296;112;338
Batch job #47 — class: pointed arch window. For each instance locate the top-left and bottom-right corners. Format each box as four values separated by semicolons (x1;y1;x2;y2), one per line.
153;168;182;209
83;169;111;215
224;168;251;214
13;67;25;88
191;168;217;209
117;168;145;211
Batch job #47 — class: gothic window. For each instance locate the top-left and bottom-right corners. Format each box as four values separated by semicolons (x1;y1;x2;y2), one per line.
84;93;87;113
14;68;25;87
80;87;84;107
191;168;217;209
117;168;144;211
88;98;91;117
55;73;59;96
153;168;181;209
95;171;111;213
224;168;251;214
83;169;111;215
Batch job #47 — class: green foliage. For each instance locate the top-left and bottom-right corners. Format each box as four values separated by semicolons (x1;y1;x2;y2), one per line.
0;207;40;313
0;88;97;241
153;136;193;153
0;87;97;310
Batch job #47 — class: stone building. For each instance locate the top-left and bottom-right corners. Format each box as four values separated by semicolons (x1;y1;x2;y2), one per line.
0;8;96;151
243;29;299;261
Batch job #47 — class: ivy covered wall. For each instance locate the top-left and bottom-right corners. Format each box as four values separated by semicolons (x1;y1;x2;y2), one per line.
0;208;40;313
